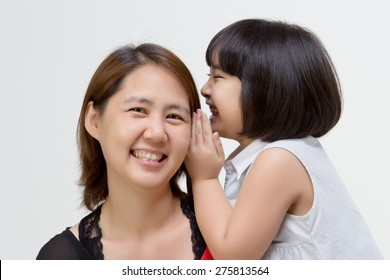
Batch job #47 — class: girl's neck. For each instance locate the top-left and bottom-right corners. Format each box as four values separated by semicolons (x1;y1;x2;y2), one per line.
238;136;255;149
227;136;255;161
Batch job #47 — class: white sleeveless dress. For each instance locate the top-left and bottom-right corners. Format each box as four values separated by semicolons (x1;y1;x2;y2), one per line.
223;136;383;259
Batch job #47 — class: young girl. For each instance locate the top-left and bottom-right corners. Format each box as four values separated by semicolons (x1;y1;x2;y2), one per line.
37;43;207;259
186;19;383;259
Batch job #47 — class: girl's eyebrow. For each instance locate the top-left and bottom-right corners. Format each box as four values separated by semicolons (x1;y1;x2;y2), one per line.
210;63;221;70
124;96;190;116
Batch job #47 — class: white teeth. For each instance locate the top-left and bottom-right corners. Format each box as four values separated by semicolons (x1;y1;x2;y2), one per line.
210;107;218;115
133;151;163;162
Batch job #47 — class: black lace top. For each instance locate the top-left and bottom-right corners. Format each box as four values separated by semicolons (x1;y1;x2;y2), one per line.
36;195;206;260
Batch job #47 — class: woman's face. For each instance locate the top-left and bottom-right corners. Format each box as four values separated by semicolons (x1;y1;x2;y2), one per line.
88;64;192;192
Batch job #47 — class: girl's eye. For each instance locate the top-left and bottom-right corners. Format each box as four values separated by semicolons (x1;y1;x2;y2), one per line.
211;71;224;80
207;73;223;79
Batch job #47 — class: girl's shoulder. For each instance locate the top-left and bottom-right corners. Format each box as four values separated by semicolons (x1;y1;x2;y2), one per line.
246;138;314;216
250;144;309;183
262;137;321;157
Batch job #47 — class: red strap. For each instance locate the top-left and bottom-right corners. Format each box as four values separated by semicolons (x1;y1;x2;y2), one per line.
201;247;214;260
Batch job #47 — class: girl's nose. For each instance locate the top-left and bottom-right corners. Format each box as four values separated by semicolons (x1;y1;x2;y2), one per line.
143;120;168;143
200;80;211;99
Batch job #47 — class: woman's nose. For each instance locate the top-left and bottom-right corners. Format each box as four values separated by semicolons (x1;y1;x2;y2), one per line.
143;120;168;143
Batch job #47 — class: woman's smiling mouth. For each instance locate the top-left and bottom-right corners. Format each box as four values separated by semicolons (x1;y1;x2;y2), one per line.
131;150;166;162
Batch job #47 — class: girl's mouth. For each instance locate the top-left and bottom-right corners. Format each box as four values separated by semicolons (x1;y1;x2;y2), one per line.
209;106;218;116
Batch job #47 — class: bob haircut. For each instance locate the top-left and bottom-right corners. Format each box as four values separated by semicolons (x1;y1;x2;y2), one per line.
77;43;200;210
206;19;342;142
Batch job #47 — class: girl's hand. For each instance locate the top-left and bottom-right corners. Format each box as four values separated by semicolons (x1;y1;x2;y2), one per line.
185;109;225;183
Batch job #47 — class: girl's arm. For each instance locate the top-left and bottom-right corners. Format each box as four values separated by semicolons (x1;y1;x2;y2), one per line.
186;110;312;259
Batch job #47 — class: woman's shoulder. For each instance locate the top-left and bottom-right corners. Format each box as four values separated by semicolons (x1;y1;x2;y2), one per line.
179;194;207;259
35;206;104;260
36;228;94;260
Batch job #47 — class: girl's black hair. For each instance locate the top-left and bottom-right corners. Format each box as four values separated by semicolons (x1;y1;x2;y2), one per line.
206;19;342;141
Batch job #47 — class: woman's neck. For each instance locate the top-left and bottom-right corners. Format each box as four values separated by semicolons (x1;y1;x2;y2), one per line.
100;182;181;239
98;183;193;260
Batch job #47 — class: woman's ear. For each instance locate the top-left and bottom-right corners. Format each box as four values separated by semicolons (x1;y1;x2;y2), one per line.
84;101;100;141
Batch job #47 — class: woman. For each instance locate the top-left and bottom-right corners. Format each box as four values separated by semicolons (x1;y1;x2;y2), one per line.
37;43;206;259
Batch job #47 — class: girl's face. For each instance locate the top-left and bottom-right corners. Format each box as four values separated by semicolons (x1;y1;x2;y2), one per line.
87;64;192;192
201;52;243;141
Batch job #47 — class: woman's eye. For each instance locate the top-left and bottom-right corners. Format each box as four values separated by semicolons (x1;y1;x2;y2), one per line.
129;107;147;115
167;114;183;121
129;107;146;114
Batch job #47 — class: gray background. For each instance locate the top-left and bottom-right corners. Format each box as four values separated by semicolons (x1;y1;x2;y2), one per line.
1;0;389;259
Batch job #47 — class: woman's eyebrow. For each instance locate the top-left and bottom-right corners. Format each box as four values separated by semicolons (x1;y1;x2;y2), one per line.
166;104;190;116
123;96;152;105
